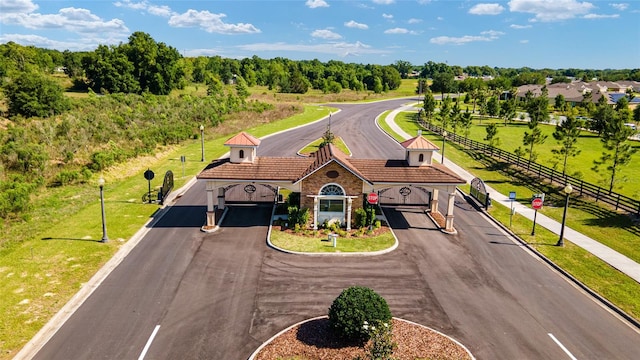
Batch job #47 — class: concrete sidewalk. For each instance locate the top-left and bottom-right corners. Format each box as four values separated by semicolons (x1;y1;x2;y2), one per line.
383;104;640;284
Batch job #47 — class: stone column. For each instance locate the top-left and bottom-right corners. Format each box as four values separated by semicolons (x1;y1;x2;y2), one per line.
206;187;215;227
430;188;439;213
346;197;353;231
313;196;319;230
445;191;456;232
217;187;225;210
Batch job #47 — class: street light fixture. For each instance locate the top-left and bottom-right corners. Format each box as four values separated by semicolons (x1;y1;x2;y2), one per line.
441;130;448;164
98;177;108;243
556;184;573;247
200;124;205;162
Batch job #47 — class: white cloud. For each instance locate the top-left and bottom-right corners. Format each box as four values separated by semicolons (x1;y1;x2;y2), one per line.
0;0;38;14
430;35;493;45
382;13;393;19
373;0;395;4
311;29;342;40
508;0;595;22
510;24;532;29
305;0;329;9
1;7;129;34
384;27;418;34
168;10;260;34
469;3;505;15
236;40;391;58
583;13;620;19
610;3;629;11
0;32;123;51
430;30;503;45
437;16;444;21
520;39;529;43
114;1;174;18
408;18;422;24
344;20;368;29
481;30;505;37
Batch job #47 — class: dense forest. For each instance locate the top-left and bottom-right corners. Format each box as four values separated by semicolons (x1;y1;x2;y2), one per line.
0;32;638;221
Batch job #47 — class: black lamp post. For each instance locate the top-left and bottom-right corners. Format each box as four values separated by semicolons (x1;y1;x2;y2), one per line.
200;124;205;162
441;130;448;164
556;184;573;247
98;177;108;243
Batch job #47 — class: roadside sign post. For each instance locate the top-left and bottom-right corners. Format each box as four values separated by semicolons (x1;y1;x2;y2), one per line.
531;194;544;235
144;169;155;203
367;192;378;205
509;191;516;228
180;155;186;177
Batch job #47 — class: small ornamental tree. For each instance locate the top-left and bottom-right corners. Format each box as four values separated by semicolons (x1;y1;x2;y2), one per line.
328;286;392;341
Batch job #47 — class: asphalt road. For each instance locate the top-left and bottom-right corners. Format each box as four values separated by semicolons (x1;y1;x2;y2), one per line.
31;98;640;360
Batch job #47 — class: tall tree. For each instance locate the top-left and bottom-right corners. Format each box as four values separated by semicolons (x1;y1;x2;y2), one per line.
439;96;452;130
3;70;69;117
422;89;436;122
431;72;456;98
500;98;517;126
522;89;549;166
484;123;500;152
592;112;637;192
552;115;583;176
460;110;473;140
486;96;499;117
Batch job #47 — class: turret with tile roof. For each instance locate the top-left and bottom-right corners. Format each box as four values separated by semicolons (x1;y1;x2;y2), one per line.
224;131;261;164
400;135;439;166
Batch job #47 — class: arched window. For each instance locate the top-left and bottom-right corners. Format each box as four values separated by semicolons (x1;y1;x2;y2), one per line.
239;149;245;158
418;153;424;162
320;184;344;196
319;184;344;213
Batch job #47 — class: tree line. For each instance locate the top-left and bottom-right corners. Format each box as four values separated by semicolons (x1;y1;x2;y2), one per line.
421;83;638;193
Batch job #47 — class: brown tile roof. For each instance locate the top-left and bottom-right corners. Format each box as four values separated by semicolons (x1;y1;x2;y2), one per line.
197;157;313;181
198;133;466;186
348;159;466;184
224;132;261;146
297;144;368;183
400;136;440;150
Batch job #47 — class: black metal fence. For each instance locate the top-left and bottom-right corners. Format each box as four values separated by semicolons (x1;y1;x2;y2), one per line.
418;120;640;215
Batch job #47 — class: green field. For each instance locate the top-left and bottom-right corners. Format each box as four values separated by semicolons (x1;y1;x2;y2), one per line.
448;117;640;198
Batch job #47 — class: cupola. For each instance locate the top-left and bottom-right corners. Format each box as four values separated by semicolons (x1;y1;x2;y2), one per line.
224;132;261;164
400;134;439;166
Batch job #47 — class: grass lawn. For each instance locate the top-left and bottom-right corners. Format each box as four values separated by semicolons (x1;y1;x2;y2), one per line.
446;117;640;198
269;227;395;253
298;136;352;155
383;111;640;321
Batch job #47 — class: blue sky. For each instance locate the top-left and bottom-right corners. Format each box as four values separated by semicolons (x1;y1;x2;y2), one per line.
1;0;638;69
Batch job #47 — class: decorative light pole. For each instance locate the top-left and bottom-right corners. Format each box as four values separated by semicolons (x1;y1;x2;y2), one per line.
200;124;205;162
556;184;573;247
98;177;108;243
441;130;448;164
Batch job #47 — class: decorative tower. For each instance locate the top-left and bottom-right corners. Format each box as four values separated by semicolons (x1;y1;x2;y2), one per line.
400;134;439;166
224;132;261;164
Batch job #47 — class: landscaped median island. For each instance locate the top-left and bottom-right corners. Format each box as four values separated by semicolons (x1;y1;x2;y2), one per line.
251;286;473;360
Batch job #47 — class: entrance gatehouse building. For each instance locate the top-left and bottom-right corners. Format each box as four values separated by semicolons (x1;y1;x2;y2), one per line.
197;132;466;232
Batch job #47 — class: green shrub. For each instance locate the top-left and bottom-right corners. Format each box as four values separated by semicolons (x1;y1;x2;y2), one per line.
328;286;392;341
354;208;367;228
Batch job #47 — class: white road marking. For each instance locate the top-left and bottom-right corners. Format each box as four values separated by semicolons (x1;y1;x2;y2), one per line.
548;333;578;360
138;325;161;360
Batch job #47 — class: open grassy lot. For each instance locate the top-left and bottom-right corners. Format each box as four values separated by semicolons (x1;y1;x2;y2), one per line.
384;111;640;321
441;116;640;198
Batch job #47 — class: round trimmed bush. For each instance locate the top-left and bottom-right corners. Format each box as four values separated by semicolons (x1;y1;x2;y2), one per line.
328;286;392;341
